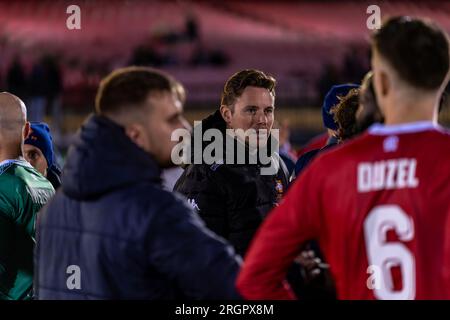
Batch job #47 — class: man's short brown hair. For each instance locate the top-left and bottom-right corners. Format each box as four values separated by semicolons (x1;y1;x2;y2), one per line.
372;16;449;90
95;66;178;116
221;69;276;109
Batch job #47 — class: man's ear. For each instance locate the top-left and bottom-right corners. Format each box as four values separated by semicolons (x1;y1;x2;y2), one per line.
23;122;30;140
220;105;233;125
124;123;150;152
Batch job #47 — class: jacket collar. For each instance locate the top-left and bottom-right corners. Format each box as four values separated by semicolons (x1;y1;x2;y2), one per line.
62;114;161;200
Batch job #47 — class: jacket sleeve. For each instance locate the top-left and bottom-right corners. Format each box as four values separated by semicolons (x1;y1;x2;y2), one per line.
146;194;242;299
174;166;229;240
236;164;322;300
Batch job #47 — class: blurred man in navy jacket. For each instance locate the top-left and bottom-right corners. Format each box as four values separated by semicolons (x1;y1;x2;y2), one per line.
35;67;241;299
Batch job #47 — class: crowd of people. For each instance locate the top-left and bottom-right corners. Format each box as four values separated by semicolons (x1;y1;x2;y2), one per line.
5;55;63;125
0;16;450;300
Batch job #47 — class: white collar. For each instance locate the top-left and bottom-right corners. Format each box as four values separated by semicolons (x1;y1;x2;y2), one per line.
0;157;32;168
368;121;439;135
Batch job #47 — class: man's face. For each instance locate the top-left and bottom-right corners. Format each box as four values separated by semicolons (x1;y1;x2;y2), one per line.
23;144;48;176
138;91;190;168
223;86;275;147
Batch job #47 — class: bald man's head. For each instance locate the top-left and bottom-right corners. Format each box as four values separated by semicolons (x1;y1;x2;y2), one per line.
0;92;29;148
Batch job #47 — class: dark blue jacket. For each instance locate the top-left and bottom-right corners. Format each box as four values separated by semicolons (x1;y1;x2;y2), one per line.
35;115;241;299
292;136;339;179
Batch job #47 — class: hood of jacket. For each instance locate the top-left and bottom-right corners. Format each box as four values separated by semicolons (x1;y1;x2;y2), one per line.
62;114;161;200
201;109;227;134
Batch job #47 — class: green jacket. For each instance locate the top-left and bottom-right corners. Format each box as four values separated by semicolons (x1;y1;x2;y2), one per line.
0;158;54;300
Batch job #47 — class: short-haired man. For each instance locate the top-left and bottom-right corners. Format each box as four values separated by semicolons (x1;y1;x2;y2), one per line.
0;92;54;300
35;67;241;299
237;17;450;300
175;69;289;256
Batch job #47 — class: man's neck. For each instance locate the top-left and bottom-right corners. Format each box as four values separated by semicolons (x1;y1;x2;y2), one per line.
383;94;437;125
384;113;436;125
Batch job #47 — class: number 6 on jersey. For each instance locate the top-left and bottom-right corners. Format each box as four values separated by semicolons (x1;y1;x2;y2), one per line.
364;205;415;300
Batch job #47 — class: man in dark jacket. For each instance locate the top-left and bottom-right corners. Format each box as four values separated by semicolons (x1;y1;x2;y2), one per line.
35;67;241;299
174;69;289;256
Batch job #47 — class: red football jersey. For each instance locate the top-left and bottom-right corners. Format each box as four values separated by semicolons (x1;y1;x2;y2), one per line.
238;122;450;300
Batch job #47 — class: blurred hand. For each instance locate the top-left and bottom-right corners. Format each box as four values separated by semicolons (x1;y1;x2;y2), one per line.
295;250;327;284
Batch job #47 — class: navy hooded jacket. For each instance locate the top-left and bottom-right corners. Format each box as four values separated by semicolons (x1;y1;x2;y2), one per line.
34;115;241;299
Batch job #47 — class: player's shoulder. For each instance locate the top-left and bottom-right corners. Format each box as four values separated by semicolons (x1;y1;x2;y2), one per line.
11;162;53;189
0;162;27;188
317;123;450;163
0;161;54;199
423;127;450;156
426;125;450;140
0;163;30;216
366;123;450;153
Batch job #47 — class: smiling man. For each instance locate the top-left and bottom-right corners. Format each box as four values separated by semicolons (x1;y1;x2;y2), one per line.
174;69;289;256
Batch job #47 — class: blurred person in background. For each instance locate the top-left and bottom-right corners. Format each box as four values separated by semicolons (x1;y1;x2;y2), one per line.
28;57;47;122
317;64;340;104
162;80;189;191
342;46;368;84
42;56;63;138
330;88;361;143
0;92;54;300
292;84;359;179
6;56;28;100
294;73;384;182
